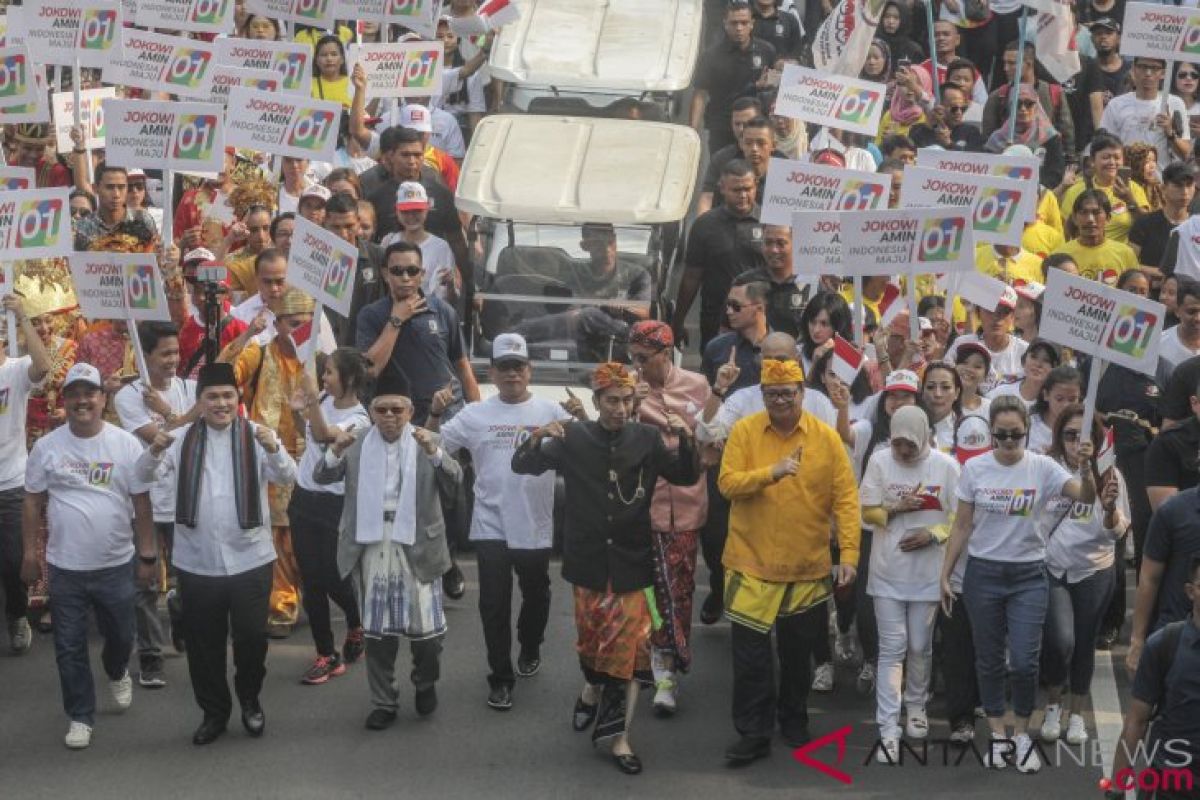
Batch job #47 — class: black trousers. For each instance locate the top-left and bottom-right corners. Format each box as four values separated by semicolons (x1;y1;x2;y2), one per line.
700;470;730;599
475;540;551;688
178;563;273;722
289;487;360;656
0;487;27;622
937;592;979;729
731;603;824;739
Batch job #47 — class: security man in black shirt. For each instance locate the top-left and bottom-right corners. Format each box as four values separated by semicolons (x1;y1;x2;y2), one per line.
734;224;813;337
691;1;776;154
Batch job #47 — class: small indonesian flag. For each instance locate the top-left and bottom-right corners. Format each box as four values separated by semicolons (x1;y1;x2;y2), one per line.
478;0;520;29
831;334;865;385
289;315;319;365
1096;425;1117;476
877;280;905;328
914;486;943;511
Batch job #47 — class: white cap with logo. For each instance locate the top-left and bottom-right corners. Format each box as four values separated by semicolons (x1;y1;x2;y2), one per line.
63;363;103;390
491;333;530;364
400;104;432;133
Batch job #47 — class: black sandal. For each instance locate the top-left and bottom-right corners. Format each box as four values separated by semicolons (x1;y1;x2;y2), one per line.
572;697;598;732
613;753;642;775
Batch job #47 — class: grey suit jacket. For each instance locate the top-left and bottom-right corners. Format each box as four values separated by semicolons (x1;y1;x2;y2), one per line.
312;428;461;583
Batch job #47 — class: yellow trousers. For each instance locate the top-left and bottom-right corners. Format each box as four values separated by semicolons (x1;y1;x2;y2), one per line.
270;526;301;625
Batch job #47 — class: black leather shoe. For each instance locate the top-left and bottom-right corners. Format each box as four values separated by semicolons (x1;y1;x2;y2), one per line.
241;701;265;738
781;724;811;749
415;686;438;716
725;736;771;765
572;697;598;732
365;709;397;730
700;593;723;625
516;649;541;677
613;753;643;775
443;563;466;600
1096;628;1119;650
192;718;227;746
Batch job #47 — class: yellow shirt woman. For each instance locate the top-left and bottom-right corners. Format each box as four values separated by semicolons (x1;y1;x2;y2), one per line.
312;75;351;108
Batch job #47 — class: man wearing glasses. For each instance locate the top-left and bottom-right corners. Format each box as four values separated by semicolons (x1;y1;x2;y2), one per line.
921;84;983;153
1101;56;1193;164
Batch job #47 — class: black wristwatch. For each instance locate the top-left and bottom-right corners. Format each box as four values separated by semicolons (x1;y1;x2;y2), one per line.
138;553;158;565
711;385;727;399
388;315;404;329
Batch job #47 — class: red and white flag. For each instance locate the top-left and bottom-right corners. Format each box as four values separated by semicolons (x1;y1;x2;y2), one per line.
289;315;319;366
811;0;885;77
1024;0;1079;84
832;334;865;385
1096;425;1117;476
877;279;905;329
478;0;520;30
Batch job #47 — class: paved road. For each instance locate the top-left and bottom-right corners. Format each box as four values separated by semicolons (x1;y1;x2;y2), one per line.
1;557;1131;799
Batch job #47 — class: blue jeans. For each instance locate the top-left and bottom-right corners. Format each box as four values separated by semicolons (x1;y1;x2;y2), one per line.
962;557;1048;719
49;561;136;724
1041;566;1116;695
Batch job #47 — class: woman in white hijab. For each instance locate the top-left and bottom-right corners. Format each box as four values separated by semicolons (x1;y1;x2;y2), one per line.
859;405;962;765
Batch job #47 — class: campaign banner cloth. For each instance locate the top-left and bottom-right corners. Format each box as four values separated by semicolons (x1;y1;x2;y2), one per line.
1024;0;1080;83
286;216;359;317
0;166;34;190
10;0;120;68
103;99;225;173
217;38;312;95
104;28;217;100
52;87;115;153
348;41;444;99
245;0;333;30
774;64;886;136
0;188;72;259
900;165;1037;246
811;0;883;77
135;0;234;34
1040;269;1164;374
840;208;976;277
1119;1;1200;61
915;148;1041;188
206;65;282;106
69;253;172;322
760;158;889;225
225;87;340;164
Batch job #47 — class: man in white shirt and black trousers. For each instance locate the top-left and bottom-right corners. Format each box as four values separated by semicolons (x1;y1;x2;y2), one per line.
138;362;296;746
22;363;157;750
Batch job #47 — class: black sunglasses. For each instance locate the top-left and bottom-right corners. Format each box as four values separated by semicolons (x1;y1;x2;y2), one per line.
992;429;1026;442
947;104;969;113
1179;71;1200;79
372;405;408;416
726;299;758;312
387;265;422;278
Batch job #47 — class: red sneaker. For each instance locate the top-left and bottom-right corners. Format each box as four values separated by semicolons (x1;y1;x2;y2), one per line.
301;654;346;685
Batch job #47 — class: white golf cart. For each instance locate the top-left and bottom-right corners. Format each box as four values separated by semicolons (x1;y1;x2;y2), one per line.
487;0;702;121
455;113;700;395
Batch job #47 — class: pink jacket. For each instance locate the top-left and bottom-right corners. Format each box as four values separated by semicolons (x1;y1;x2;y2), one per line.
637;365;711;533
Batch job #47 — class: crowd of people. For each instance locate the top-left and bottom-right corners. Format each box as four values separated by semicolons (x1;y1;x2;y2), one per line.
0;0;1198;793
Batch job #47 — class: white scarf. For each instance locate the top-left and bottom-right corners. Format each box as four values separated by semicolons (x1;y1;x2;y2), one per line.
1172;216;1200;282
355;425;417;545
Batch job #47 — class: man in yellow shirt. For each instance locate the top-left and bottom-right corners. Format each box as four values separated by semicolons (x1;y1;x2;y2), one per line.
718;359;860;764
223;205;274;299
1051;190;1139;285
975;243;1045;285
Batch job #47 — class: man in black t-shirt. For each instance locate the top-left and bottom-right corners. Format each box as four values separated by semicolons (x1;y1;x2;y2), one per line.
735;224;812;337
1131;162;1196;278
1146;373;1200;512
1090;19;1131;104
1061;54;1106;151
751;0;802;59
691;1;776;154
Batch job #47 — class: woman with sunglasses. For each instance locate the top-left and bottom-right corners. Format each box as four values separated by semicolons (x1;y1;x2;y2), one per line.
940;395;1097;772
1171;63;1200;139
1037;405;1127;746
985;85;1065;190
986;339;1060;410
1028;365;1084;454
861;405;960;763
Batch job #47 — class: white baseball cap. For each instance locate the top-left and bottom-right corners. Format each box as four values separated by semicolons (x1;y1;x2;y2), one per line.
62;363;103;390
491;333;530;364
300;184;332;205
400;104;432;133
183;247;216;263
395;181;429;211
883;369;920;394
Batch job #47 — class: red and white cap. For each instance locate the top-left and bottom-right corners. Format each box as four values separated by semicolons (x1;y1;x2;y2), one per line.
954;414;993;464
883;369;920;394
400;104;432;133
395;181;429;211
1014;280;1046;302
996;285;1018;311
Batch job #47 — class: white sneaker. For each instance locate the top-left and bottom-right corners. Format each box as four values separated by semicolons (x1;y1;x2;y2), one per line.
834;632;856;665
1014;732;1041;773
1040;703;1062;742
811;662;834;692
8;617;31;654
986;735;1009;769
876;736;900;765
905;708;929;740
652;678;677;717
109;670;133;711
1065;714;1088;745
64;721;92;749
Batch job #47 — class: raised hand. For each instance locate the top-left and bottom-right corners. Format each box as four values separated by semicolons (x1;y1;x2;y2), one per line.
411;425;438;455
714;346;740;394
253;424;280;454
560;387;585;419
148;430;175;456
430;381;454;417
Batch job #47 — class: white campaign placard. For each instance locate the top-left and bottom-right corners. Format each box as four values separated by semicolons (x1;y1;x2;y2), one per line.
52;87;115;153
840;207;976;277
915;148;1041;189
68;253;172;322
900;165;1037;246
348;41;444;99
225;87;340;164
791;211;846;273
1119;2;1200;61
760;158;889;225
103;28;217;100
135;0;234;34
0;188;72;259
103;99;225;173
207;65;283;106
217;37;312;96
0;69;49;124
0;166;35;190
335;0;437;37
0;47;37;108
286;216;358;317
1040;269;1164;374
12;0;120;68
774;64;886;137
245;0;334;29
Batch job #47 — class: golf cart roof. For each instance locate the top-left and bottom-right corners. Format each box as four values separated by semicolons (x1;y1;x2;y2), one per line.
487;0;702;92
455;114;701;225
